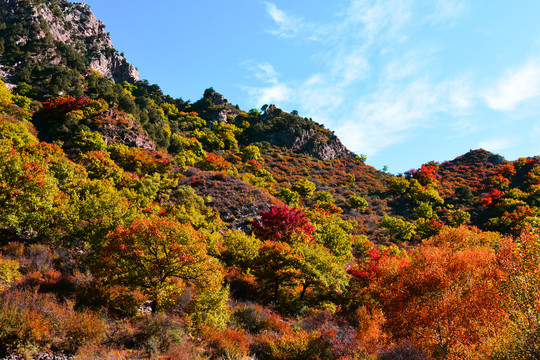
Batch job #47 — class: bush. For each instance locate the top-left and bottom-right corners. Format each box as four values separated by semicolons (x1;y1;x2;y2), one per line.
292;178;316;199
279;187;300;204
0;257;21;292
221;230;261;270
378;341;432;360
202;327;249;360
232;304;272;334
350;195;369;210
0;291;107;355
134;313;185;356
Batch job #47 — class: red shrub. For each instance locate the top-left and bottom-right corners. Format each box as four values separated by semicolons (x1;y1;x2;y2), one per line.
252;205;314;242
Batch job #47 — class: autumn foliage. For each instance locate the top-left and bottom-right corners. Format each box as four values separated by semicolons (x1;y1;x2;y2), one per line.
252;205;314;242
95;218;225;315
3;28;540;359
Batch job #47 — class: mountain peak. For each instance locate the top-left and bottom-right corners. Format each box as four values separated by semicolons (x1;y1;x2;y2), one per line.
202;87;227;106
455;148;505;166
0;0;139;86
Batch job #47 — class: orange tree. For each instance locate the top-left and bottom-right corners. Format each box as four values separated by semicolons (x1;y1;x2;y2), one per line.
354;226;509;359
94;217;226;317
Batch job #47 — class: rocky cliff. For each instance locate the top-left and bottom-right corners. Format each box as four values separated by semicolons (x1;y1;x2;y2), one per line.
0;0;138;86
192;89;355;161
254;104;355;161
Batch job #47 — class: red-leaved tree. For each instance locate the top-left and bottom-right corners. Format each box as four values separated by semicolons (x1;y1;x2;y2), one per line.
252;206;314;243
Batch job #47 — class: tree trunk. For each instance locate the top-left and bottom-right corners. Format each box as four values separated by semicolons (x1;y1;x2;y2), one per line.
299;282;309;301
273;281;279;302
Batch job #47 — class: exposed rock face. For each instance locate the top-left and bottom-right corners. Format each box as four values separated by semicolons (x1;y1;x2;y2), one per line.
205;90;226;106
265;127;354;161
0;0;139;83
251;104;355;161
197;88;241;124
86;109;157;151
452;149;505;167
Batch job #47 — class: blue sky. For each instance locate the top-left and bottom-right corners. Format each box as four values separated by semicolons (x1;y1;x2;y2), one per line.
83;0;540;174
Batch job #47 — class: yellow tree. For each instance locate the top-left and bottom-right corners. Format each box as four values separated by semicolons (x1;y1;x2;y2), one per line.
95;218;227;322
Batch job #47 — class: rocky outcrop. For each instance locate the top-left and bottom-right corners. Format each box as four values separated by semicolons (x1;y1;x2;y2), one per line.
195;88;241;124
247;104;355;161
86;109;157;151
450;149;505;167
0;0;139;83
204;89;227;106
264;126;353;161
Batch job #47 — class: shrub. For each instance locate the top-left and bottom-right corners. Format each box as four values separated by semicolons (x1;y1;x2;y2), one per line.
279;187;300;204
133;313;186;356
232;304;272;334
292;178;316;199
0;291;107;355
378;341;432;360
203;327;249;360
0;257;21;292
350;195;368;210
221;230;261;270
252;206;314;242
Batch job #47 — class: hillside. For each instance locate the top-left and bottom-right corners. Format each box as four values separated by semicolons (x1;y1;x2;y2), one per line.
0;1;540;359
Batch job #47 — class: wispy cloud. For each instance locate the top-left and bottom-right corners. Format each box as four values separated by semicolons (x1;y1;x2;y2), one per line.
264;2;301;38
334;76;471;155
240;60;279;84
246;83;292;105
425;0;467;26
244;1;538;159
478;137;514;152
482;59;540;111
330;49;371;85
264;2;328;40
340;0;413;44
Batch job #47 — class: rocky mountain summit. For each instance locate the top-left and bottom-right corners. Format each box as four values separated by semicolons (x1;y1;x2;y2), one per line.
192;88;356;161
0;0;138;87
250;104;355;161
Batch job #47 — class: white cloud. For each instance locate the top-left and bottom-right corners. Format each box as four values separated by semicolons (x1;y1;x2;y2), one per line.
478;137;514;152
248;1;489;156
483;60;540;111
247;83;292;105
333;79;443;155
445;77;476;113
341;0;412;43
383;50;432;81
240;60;279;85
254;62;278;84
334;73;483;156
331;50;371;85
264;2;328;40
265;2;300;38
296;78;345;118
425;0;467;26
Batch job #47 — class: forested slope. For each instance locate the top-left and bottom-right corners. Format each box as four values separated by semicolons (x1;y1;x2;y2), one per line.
0;1;540;359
